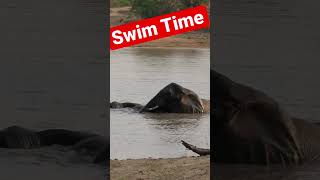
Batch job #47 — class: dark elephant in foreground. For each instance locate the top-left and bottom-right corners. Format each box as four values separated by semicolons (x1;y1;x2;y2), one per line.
111;82;210;113
0;126;108;164
184;69;320;165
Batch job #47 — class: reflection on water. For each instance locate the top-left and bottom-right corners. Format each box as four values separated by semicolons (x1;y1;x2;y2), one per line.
111;47;210;159
214;0;320;179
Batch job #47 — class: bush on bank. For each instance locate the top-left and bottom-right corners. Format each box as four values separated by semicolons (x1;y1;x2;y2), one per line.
131;0;209;18
111;0;131;7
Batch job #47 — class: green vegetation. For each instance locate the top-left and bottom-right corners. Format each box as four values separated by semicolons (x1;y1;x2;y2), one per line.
131;0;208;18
180;0;209;8
111;0;131;7
111;0;209;18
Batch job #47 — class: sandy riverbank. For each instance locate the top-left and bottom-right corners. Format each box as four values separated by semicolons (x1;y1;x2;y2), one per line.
110;156;210;180
110;7;210;48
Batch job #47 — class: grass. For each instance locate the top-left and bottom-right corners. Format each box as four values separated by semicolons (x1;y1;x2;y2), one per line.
111;0;131;7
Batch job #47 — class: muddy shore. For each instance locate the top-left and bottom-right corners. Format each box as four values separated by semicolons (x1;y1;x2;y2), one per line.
110;156;210;180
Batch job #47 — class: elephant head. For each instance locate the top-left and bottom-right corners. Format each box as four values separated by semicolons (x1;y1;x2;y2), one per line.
140;83;207;113
211;69;303;165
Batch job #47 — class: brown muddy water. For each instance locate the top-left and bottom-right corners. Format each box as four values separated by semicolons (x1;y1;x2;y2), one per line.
213;0;320;179
110;47;210;160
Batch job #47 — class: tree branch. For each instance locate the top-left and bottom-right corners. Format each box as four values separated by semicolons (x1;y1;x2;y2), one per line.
181;140;210;156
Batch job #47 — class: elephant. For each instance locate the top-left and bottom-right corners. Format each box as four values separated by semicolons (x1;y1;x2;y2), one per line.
183;69;320;165
111;82;210;113
0;126;108;164
110;101;143;111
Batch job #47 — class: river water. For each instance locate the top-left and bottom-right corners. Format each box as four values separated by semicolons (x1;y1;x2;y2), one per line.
213;0;320;179
110;47;210;159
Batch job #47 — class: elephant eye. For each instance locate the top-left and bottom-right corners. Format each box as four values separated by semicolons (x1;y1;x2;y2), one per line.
188;94;200;102
177;93;183;98
188;94;196;99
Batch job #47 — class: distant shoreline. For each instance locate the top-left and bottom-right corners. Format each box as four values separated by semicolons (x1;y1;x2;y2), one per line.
111;7;210;49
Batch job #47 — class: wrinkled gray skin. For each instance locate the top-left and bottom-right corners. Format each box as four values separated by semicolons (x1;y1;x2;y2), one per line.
209;69;320;165
0;126;108;164
111;83;210;113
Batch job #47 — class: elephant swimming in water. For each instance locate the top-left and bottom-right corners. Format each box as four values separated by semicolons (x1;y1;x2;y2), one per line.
0;126;108;164
111;82;210;113
183;69;320;165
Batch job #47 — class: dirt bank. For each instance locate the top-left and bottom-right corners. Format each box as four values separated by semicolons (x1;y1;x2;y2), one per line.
110;156;210;180
110;7;210;49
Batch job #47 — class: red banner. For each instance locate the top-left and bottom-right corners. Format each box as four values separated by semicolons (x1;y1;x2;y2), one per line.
110;6;210;50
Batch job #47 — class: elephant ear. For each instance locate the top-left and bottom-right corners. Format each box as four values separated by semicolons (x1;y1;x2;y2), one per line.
228;100;302;164
140;84;174;112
